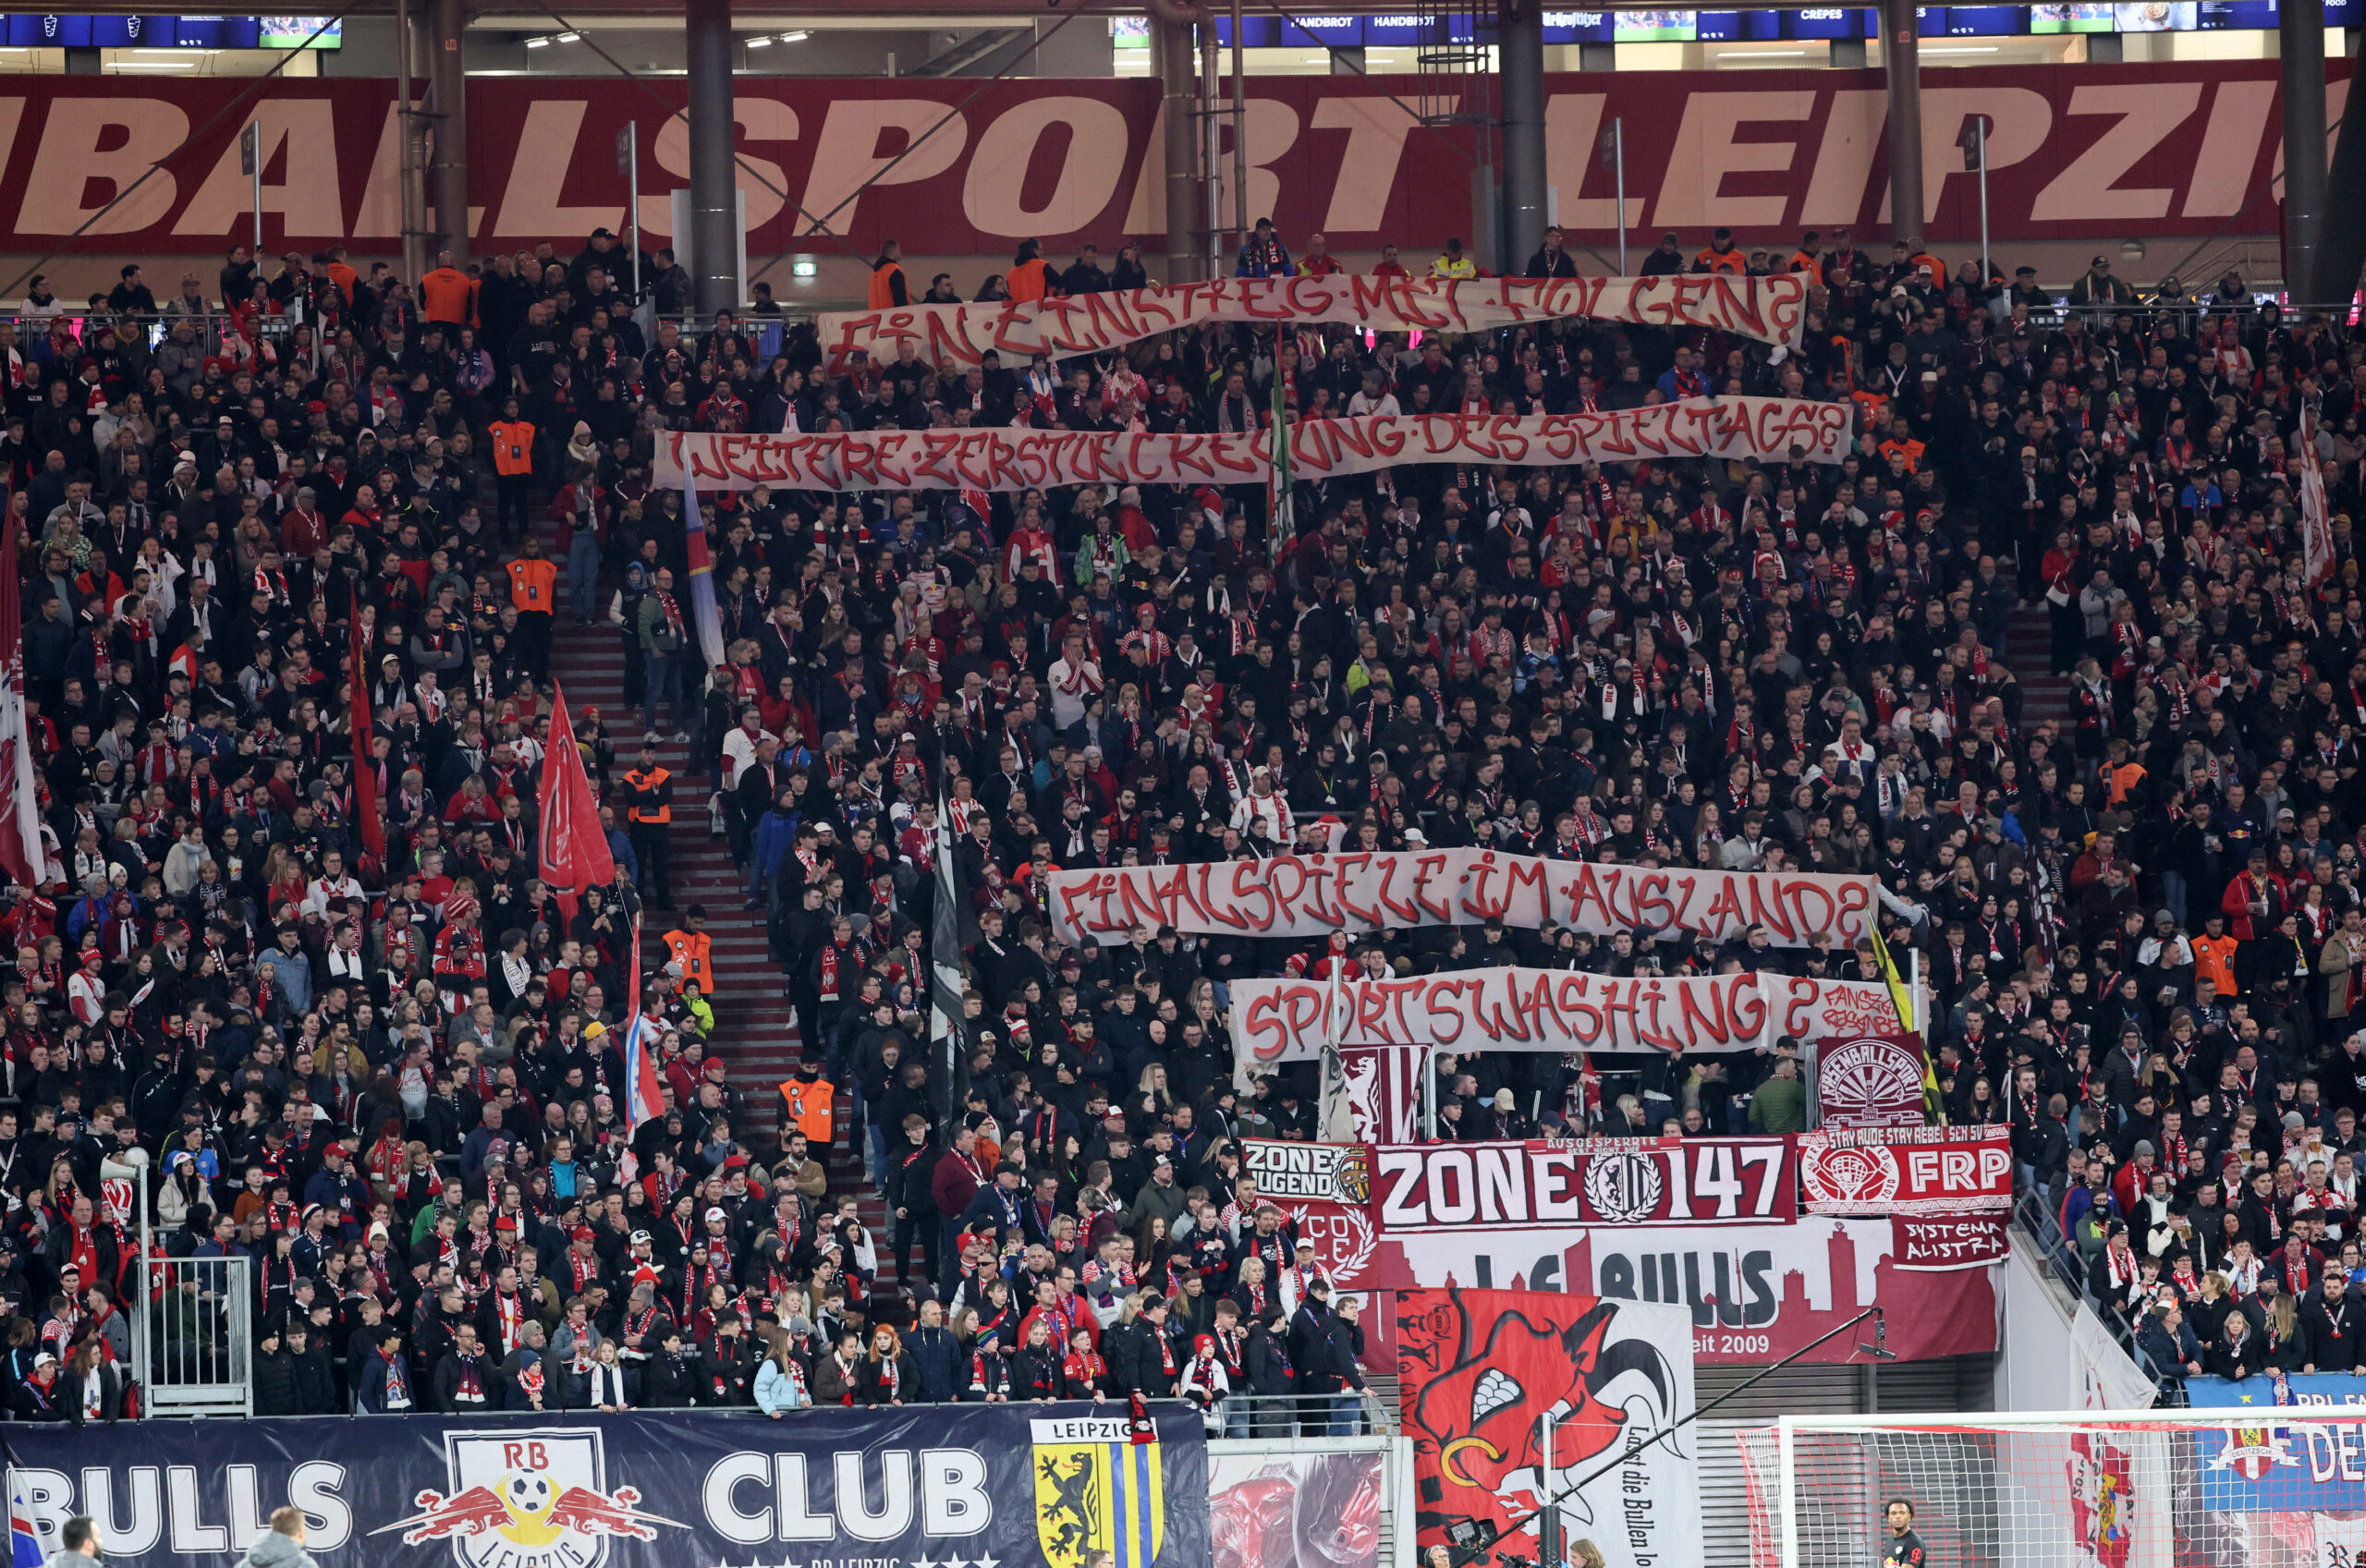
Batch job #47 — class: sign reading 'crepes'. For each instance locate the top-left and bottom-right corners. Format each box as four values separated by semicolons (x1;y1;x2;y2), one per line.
818;273;1812;369
1050;854;1874;948
656;398;1853;493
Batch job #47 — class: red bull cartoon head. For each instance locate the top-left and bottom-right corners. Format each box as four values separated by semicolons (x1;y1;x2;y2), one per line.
1403;1290;1674;1550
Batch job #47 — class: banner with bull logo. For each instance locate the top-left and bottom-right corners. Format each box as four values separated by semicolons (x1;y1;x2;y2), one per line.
1397;1289;1699;1568
5;1404;1212;1568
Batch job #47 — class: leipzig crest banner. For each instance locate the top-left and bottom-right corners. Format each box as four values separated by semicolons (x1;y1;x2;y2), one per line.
1397;1288;1700;1568
7;1404;1213;1568
1795;1124;2014;1216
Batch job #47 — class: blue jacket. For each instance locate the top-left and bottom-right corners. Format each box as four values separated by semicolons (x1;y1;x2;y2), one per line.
905;1324;964;1404
751;808;797;883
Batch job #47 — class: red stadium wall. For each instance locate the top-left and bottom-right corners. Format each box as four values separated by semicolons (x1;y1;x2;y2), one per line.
0;60;2335;261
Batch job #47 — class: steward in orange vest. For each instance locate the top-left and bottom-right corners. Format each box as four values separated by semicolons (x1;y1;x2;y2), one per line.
778;1061;835;1149
868;240;910;309
1007;239;1052;304
664;909;714;997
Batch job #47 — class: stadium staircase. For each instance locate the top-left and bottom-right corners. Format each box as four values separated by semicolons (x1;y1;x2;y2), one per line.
546;541;902;1283
2006;601;2072;731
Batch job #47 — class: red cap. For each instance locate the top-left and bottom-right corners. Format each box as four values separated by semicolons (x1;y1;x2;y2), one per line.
571;1225;595;1242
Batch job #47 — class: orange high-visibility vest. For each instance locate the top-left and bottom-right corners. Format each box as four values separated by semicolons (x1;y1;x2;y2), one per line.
490;419;536;477
778;1076;835;1145
665;928;713;997
506;557;556;613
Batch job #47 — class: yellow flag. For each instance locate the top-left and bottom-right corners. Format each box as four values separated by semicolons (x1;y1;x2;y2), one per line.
1867;919;1942;1124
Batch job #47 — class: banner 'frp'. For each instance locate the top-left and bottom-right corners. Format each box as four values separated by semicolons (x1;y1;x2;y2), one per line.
656;399;1853;493
1795;1124;2014;1216
818;273;1812;368
1397;1289;1699;1568
1049;856;1874;949
7;1404;1213;1568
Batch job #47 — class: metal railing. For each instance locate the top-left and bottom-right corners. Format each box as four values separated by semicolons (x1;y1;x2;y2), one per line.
138;1254;253;1418
1204;1388;1397;1436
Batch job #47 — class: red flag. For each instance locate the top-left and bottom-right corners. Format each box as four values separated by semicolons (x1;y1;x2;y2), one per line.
348;607;386;869
538;682;617;924
0;521;57;892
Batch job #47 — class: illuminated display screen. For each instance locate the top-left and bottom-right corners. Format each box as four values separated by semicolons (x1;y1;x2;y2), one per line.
0;13;340;45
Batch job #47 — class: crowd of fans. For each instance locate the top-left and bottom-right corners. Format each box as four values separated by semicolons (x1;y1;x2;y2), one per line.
0;205;2348;1427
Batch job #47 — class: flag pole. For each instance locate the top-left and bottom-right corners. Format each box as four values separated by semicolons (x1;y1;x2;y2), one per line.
929;776;973;1130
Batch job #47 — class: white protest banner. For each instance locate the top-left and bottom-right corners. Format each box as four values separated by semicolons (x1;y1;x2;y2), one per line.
1048;852;1874;948
817;273;1813;372
1795;1124;2014;1216
655;397;1853;492
1229;968;1900;1076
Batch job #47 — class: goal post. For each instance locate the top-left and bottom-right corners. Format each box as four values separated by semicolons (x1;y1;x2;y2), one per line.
1738;1407;2366;1568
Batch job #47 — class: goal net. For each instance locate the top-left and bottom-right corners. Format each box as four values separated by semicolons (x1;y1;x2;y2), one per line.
1736;1410;2366;1568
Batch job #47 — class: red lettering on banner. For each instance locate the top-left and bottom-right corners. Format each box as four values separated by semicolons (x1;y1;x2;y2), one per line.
1834;878;1872;938
1709;273;1768;341
1081;290;1140;345
1677;979;1736;1049
1116;867;1176;933
1241;991;1289;1061
1700;877;1746;934
1746;876;1799;941
1372;855;1422;924
1055;879;1097;942
1729;972;1768;1041
1265;857;1309;928
1210;433;1258;477
1409;854;1454;921
1501;856;1552;923
1228;859;1276;930
1425;978;1468;1046
1460;851;1499;919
